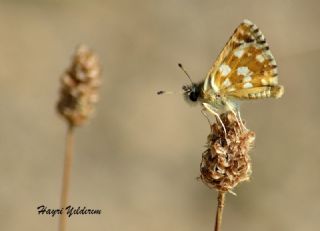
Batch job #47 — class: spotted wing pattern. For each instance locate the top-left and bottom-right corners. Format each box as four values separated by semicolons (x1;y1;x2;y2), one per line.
203;19;284;100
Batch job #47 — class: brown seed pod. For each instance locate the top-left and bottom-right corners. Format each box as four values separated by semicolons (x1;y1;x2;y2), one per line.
200;112;255;192
57;45;101;126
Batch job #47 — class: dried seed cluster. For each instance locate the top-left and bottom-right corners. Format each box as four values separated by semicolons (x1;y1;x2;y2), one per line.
200;112;255;192
57;45;101;126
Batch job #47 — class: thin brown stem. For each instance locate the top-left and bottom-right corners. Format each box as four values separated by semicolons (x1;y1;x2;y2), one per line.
58;124;74;231
214;191;226;231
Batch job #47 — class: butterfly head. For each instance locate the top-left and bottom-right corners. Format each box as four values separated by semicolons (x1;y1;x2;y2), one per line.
157;63;204;103
182;83;202;103
178;63;202;103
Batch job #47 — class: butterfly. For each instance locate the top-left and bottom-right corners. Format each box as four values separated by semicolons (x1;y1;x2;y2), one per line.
170;19;284;132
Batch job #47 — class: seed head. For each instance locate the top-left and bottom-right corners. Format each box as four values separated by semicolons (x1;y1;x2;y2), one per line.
200;112;255;193
57;45;101;126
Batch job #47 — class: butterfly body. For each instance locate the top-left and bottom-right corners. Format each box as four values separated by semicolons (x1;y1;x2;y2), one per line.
184;81;237;112
183;19;284;115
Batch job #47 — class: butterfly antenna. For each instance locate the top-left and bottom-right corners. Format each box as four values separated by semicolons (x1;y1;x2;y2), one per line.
178;63;194;84
157;90;173;95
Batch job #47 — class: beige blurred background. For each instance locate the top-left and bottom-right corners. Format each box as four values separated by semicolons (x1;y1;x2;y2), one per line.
0;0;319;230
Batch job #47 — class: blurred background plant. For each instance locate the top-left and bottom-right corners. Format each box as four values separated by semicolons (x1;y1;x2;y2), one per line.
0;0;319;231
56;45;101;231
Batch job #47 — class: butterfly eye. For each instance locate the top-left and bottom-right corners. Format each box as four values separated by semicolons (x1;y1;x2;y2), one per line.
189;92;198;101
189;89;200;102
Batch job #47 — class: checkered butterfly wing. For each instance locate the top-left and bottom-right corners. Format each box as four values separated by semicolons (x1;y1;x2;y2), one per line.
203;19;284;100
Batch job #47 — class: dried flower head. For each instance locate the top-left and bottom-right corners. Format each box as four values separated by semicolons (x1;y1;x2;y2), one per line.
57;45;101;126
200;112;255;192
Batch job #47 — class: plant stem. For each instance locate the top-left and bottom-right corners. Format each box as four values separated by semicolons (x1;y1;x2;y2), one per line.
214;191;226;231
58;124;74;231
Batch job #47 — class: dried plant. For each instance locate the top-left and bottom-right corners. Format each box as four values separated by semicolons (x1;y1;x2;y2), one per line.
57;45;101;127
199;111;255;231
56;45;101;231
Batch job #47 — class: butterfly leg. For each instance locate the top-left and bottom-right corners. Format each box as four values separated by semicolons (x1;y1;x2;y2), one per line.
236;109;248;131
202;103;227;137
225;101;247;131
201;108;212;126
